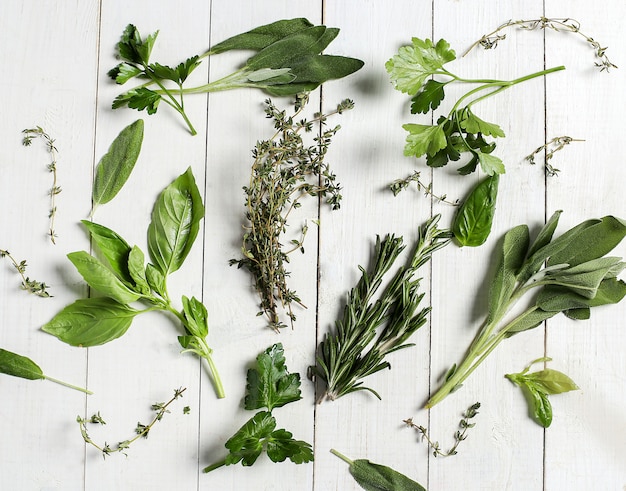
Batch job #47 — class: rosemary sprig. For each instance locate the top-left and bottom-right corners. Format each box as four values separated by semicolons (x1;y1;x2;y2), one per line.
389;171;460;205
464;17;617;72
77;387;186;458
0;249;51;297
311;215;452;403
230;94;354;332
22;126;61;243
404;402;480;457
525;136;584;177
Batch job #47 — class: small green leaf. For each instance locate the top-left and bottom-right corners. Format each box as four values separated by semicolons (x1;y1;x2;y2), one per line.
146;263;167;298
181;295;209;338
0;348;44;381
459;109;505;138
266;429;313;464
527;384;553;427
112;88;161;114
81;220;133;282
453;174;499;247
536;277;626;312
224;411;277;467
128;246;151;295
476;151;505;175
91;120;144;215
410;79;446;114
527;210;562;257
544;256;625;298
403;123;447;158
525;368;579;394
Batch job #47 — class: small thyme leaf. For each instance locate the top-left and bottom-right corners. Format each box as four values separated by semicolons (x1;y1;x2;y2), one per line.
0;249;52;297
22;126;61;243
404;402;480;457
525;136;584;177
388;171;459;205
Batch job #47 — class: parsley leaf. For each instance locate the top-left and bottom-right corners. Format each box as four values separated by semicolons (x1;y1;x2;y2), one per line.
402;123;447;158
224;411;276;467
411;79;446;114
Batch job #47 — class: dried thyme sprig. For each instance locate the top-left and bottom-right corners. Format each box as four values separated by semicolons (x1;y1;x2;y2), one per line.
311;215;452;403
404;402;480;457
0;249;51;297
464;17;617;72
525;136;584;177
389;171;459;205
77;387;186;458
230;94;354;332
22;127;61;243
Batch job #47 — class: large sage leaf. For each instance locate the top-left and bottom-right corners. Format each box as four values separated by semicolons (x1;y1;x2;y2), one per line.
91;119;144;215
147;167;204;276
544;256;625;298
81;220;132;283
0;348;44;380
527;210;562;257
452;174;499;247
67;251;141;304
536;277;626;312
42;297;140;346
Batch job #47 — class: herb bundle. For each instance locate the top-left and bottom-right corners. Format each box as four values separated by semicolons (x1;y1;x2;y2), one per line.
427;211;626;408
312;215;452;403
109;19;364;135
42;168;225;399
230;95;353;331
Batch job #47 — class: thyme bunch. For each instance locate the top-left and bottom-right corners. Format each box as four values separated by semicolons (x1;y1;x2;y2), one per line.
389;171;459;205
22;127;61;243
464;17;617;71
231;95;354;331
525;136;584;177
0;249;51;297
77;387;186;458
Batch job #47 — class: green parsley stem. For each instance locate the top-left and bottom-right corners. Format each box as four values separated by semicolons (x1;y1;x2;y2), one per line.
203;459;226;473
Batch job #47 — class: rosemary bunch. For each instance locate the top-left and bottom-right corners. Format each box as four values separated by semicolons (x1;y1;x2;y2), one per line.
230;95;354;331
311;215;452;403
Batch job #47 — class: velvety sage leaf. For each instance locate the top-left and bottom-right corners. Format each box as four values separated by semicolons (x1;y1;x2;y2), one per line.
147;167;204;276
82;220;132;282
208;18;314;54
504;307;557;336
350;459;426;491
280;54;364;84
536;277;626;312
91;120;144;214
563;307;590;320
0;348;44;381
42;297;139;347
527;210;562;257
525;368;579;394
246;67;293;83
544;257;625;298
128;246;151;295
452;174;499;247
67;251;141;304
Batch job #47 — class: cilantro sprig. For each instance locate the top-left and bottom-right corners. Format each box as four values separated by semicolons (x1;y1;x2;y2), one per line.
203;343;313;473
386;37;565;175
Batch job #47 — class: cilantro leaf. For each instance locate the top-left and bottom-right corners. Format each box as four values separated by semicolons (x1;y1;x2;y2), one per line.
386;37;456;95
459;109;506;138
266;429;314;464
402;123;447;158
112;88;161;115
411;80;446;114
224;411;276;467
245;343;302;412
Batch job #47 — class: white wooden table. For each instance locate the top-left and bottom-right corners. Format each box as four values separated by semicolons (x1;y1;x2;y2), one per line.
1;1;624;490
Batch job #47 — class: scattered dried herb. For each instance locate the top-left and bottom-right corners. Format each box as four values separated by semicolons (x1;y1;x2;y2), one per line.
0;249;51;297
525;136;584;177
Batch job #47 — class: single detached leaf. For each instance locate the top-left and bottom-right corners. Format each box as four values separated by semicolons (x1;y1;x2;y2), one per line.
42;297;140;347
224;411;277;467
91;119;144;215
245;343;302;412
0;348;44;381
403;123;447;158
81;220;132;282
410;79;446;114
453;174;499;247
147;167;204;277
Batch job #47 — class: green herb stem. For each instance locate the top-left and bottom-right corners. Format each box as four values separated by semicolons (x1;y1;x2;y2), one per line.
43;375;93;394
330;448;354;465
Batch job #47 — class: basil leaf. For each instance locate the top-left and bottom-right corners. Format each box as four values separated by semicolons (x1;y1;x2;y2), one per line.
81;220;132;282
42;297;139;346
452;174;499;247
147;167;204;276
526;384;553;428
67;251;141;304
525;368;579;394
146;263;167;298
181;295;208;338
128;246;151;295
91;119;144;215
0;348;44;381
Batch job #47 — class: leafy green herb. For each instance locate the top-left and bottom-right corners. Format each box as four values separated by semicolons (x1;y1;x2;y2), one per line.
0;348;91;394
525;136;584;177
0;249;51;297
427;211;626;408
404;402;480;457
464;17;617;71
452;174;499;247
389;170;460;205
203;343;313;473
311;215;452;402
77;387;185;457
22;126;61;243
42;168;225;398
230;95;353;331
386;37;564;175
109;19;363;135
91;120;144;216
331;449;426;491
506;357;578;427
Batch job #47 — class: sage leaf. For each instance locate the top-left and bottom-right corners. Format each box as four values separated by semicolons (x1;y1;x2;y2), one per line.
504;307;557;335
67;251;141;304
527;210;562;257
81;220;132;282
453;174;499;247
536;277;626;312
91;119;144;215
0;348;44;380
42;297;139;346
544;256;625;298
147;167;204;276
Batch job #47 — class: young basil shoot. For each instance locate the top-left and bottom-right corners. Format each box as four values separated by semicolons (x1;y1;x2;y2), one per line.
331;449;426;491
42;168;225;399
452;174;499;247
91;119;144;217
506;357;578;428
203;343;313;473
427;211;626;408
109;19;364;135
386;37;564;175
311;215;452;402
0;348;91;394
0;249;51;297
77;387;186;457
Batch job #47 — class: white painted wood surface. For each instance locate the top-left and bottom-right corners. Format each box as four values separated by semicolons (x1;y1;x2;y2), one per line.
1;1;624;490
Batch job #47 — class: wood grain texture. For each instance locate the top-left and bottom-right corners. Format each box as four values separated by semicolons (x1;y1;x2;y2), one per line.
0;1;623;490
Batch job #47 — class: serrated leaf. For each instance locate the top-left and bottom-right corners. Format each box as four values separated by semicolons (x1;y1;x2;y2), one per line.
266;429;313;464
113;88;161;115
459;109;505;138
410;80;446;114
477;151;505;175
403;123;447;158
224;411;276;467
